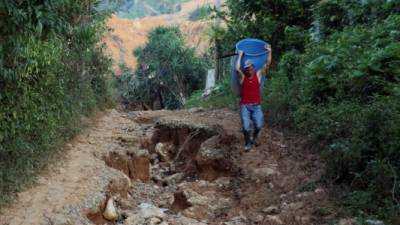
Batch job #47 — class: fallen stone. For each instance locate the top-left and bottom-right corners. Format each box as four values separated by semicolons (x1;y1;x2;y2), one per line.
223;216;247;225
251;213;264;223
148;217;162;225
124;212;145;225
155;142;175;162
164;172;185;186
262;205;280;215
169;216;207;225
103;198;118;221
183;189;210;206
139;203;167;219
252;167;278;181
266;215;283;224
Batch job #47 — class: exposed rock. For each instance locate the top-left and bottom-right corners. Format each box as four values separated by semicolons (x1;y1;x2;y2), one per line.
124;212;145;225
155;142;175;162
108;174;131;198
148;217;162;225
262;205;280;215
169;216;207;225
188;107;205;114
139;203;167;219
195;136;231;181
251;166;278;181
223;216;247;225
184;189;210;206
266;215;283;224
164;172;185;186
251;213;264;223
103;197;118;221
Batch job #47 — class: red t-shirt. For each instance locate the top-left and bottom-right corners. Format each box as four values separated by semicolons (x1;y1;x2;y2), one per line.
240;72;261;105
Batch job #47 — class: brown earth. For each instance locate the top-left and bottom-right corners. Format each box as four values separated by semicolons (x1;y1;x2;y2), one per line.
0;108;336;225
104;0;219;74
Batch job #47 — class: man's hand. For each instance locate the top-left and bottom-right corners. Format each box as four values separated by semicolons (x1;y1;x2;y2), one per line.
238;50;244;57
265;44;271;52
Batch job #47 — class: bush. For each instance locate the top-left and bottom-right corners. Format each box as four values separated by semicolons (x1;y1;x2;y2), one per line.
209;0;400;221
265;15;400;220
115;26;207;109
0;0;112;203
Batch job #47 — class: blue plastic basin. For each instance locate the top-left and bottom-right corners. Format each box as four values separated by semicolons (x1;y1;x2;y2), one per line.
231;38;269;96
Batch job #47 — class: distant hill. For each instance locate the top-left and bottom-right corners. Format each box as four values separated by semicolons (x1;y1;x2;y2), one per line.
96;0;189;19
103;0;219;74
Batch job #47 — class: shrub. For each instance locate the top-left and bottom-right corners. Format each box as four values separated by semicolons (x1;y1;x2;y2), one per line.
0;0;112;203
115;26;207;109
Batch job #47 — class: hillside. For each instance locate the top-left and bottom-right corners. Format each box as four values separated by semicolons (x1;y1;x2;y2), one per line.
103;0;218;74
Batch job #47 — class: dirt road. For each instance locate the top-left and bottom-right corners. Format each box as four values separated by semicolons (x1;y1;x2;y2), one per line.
0;108;333;225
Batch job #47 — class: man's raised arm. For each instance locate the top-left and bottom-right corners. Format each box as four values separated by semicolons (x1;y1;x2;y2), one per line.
236;50;245;83
257;44;272;78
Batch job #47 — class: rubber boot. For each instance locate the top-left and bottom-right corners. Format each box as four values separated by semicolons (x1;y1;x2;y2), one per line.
252;128;261;147
243;130;252;151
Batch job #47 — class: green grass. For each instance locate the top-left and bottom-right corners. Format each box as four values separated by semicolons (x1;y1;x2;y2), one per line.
186;76;239;109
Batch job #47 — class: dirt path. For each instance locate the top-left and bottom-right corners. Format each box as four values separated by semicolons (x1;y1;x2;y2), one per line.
0;108;334;225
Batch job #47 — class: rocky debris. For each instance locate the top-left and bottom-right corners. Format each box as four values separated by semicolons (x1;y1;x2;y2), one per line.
124;212;145;225
195;136;232;181
265;215;283;224
155;142;175;162
168;215;208;225
250;213;265;223
251;166;279;181
262;205;280;215
223;216;248;225
103;197;119;221
138;203;168;219
108;174;131;198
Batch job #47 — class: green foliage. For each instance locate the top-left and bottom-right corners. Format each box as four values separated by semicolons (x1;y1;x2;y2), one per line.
193;0;400;221
313;0;400;38
115;26;207;109
0;0;112;203
215;0;318;56
186;76;238;109
269;14;400;221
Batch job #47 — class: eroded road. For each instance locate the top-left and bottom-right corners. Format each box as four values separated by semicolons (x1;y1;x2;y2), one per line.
0;108;333;225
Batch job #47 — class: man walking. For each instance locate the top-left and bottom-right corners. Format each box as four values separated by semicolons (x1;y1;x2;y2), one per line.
236;44;272;151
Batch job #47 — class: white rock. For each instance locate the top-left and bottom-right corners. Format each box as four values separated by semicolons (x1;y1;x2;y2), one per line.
148;217;162;225
252;167;278;180
262;205;280;215
139;203;167;219
184;189;210;206
266;215;283;224
124;213;145;225
103;198;118;221
252;213;264;223
155;142;174;162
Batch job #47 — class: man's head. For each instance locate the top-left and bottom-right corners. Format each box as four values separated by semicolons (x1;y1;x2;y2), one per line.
244;59;255;76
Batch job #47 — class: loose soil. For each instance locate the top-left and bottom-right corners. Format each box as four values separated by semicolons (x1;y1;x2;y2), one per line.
0;108;335;225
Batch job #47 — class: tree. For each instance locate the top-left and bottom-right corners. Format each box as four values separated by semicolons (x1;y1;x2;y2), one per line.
117;26;207;109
